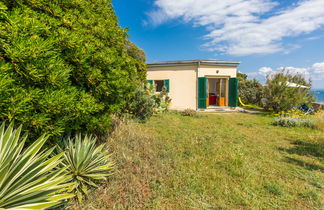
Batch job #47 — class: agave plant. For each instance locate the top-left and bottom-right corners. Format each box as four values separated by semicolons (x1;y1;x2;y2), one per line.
59;134;114;202
0;122;74;209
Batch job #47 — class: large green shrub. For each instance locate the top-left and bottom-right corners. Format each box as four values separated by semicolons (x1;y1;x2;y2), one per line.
0;0;145;139
237;72;263;105
263;70;315;112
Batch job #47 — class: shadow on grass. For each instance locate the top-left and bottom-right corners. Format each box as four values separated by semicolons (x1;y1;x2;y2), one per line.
283;157;324;172
279;139;324;171
239;107;270;115
281;140;324;159
243;112;270;116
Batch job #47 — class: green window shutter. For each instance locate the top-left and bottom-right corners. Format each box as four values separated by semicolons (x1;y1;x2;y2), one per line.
229;78;238;107
198;77;207;109
163;79;170;93
147;80;153;85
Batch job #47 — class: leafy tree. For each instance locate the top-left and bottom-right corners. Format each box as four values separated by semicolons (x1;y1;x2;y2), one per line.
0;0;146;139
237;72;263;105
263;69;315;112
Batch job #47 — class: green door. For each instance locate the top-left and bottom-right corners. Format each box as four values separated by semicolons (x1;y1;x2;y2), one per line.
198;77;207;109
229;78;238;107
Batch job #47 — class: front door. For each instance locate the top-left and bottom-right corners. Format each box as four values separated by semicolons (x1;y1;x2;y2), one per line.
208;78;228;107
217;78;227;106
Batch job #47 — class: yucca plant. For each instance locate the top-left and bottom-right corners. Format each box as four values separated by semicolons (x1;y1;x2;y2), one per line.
0;122;74;209
59;134;114;202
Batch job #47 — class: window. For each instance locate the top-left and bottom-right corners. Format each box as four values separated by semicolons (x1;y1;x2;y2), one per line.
147;79;170;93
154;80;164;92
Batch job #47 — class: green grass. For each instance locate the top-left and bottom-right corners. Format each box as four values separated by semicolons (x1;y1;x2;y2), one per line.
83;112;324;209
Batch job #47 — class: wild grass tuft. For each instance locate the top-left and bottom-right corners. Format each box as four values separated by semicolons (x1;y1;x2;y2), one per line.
181;109;197;117
264;183;282;196
314;113;324;130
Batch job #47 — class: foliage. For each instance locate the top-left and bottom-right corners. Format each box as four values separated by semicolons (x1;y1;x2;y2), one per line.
127;84;171;121
150;85;171;114
0;0;146;139
314;109;324;115
0;122;73;209
272;108;324;128
125;40;146;76
273;108;306;118
58;134;114;202
263;69;315;112
237;72;264;105
272;117;314;128
181;109;197;117
126;86;156;121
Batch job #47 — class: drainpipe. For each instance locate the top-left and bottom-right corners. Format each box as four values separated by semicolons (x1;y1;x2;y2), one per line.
196;61;200;110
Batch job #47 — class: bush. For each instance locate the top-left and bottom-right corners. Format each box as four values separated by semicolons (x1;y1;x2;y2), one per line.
237;72;263;105
0;0;145;140
127;84;171;121
181;109;197;117
263;69;315;112
272;117;314;128
126;86;156;121
0;122;73;209
151;86;171;114
58;134;114;202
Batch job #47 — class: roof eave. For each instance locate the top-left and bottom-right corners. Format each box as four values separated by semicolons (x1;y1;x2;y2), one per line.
147;60;240;67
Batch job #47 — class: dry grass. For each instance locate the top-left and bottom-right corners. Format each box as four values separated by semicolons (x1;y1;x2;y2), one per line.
81;112;323;209
81;120;164;209
314;113;324;131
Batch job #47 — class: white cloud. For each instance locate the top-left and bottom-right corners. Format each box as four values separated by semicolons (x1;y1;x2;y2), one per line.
147;0;324;56
312;62;324;74
252;62;324;83
284;66;309;76
258;67;273;75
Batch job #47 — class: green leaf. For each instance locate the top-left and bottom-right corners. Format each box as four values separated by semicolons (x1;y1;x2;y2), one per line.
0;122;70;209
58;134;114;202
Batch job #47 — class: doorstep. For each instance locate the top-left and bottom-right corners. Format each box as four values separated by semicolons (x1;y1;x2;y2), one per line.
197;106;244;112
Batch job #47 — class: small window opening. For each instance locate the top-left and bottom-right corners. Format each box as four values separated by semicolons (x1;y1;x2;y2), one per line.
154;80;164;92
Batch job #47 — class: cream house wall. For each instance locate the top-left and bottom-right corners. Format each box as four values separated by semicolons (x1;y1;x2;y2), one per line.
147;65;197;110
198;65;237;78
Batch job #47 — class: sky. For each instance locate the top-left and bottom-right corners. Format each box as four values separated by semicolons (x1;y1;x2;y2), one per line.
112;0;324;89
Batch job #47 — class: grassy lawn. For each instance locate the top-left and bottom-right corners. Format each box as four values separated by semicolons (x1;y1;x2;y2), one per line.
83;112;324;209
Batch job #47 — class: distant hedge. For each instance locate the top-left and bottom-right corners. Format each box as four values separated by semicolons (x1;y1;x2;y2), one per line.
0;0;146;139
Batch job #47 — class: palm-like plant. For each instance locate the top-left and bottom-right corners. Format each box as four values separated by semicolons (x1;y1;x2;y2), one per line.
0;122;74;209
59;134;114;202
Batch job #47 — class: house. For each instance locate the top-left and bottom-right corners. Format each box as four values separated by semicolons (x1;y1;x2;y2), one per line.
147;60;240;110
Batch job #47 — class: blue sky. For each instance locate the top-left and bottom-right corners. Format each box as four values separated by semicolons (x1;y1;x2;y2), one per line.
112;0;324;89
